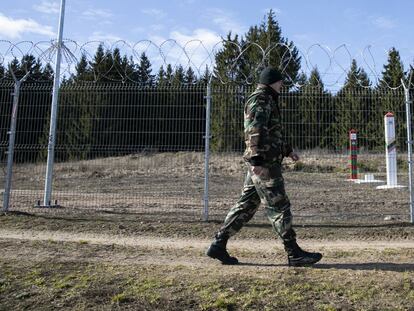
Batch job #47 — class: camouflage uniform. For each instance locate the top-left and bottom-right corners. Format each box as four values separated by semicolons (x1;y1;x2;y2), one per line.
217;85;296;243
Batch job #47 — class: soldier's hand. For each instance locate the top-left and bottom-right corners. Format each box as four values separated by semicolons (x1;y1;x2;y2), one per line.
289;152;300;162
251;166;269;177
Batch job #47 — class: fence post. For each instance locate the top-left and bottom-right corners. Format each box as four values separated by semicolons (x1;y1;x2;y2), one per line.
402;80;414;223
43;0;66;207
203;80;212;221
2;71;29;212
349;129;358;181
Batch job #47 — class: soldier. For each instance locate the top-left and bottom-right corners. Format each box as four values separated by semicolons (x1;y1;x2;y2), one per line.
206;67;322;266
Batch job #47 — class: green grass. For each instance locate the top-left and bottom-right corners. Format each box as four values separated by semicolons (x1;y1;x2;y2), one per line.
1;258;414;310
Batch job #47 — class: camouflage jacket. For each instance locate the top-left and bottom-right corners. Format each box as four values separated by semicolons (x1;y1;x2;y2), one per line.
243;86;293;167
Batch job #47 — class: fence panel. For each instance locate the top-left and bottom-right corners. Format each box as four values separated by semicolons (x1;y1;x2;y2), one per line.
1;82;411;223
1;83;207;220
208;85;410;224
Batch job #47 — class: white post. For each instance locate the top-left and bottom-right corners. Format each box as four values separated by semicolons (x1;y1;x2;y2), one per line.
203;80;212;221
43;0;66;207
377;112;405;189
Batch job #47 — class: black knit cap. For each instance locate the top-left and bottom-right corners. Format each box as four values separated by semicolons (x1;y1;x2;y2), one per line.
259;67;284;85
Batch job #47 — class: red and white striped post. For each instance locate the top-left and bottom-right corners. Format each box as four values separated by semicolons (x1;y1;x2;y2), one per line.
349;129;358;180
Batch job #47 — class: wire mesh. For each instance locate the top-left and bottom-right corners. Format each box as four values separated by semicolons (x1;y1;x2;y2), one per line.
0;39;413;224
207;85;411;224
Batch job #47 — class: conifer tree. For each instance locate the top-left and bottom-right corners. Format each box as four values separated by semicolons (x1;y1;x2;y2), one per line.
137;52;154;85
157;65;166;86
335;59;373;149
242;10;301;84
199;65;211;84
184;66;196;84
298;68;332;149
173;65;185;85
0;63;4;80
90;44;105;81
214;32;242;83
378;48;405;89
377;47;406;150
42;63;54;81
74;54;92;82
165;64;173;84
6;58;21;80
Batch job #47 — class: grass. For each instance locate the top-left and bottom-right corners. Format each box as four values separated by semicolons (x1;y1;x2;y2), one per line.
1;239;414;310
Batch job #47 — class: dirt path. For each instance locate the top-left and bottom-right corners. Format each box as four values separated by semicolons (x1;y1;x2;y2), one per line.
1;228;414;273
1;228;413;252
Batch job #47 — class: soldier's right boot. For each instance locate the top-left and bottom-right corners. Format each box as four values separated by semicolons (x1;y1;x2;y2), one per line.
284;240;322;267
206;233;239;265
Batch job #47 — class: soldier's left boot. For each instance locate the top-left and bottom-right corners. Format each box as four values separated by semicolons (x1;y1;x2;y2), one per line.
284;240;322;267
206;233;239;265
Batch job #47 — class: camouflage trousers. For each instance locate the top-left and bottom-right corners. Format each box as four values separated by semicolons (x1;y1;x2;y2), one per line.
218;164;296;243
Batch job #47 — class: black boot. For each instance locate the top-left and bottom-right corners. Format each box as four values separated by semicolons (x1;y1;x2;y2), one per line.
206;233;238;265
284;240;322;267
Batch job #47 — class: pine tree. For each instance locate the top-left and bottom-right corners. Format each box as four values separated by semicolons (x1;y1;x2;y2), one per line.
42;63;54;81
90;44;106;82
103;49;115;81
298;68;333;149
184;66;196;84
335;59;373;149
296;72;307;88
283;72;307;149
214;32;241;83
172;65;185;85
157;65;166;86
210;33;244;151
0;62;4;80
408;65;414;88
377;47;406;150
21;55;43;81
243;9;301;84
379;48;405;89
121;55;137;82
199;65;211;84
165;64;173;85
110;48;123;81
6;58;21;80
137;52;154;85
74;54;92;82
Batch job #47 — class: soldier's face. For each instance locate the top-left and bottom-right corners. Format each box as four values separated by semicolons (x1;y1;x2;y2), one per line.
270;80;283;94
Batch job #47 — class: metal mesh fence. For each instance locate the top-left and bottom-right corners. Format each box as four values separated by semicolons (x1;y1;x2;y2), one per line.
1;82;412;223
207;85;411;223
1;38;413;223
1;83;207;218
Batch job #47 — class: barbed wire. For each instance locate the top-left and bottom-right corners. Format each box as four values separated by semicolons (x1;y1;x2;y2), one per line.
0;39;413;89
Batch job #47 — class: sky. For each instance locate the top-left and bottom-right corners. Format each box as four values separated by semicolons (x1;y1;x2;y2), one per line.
1;0;413;86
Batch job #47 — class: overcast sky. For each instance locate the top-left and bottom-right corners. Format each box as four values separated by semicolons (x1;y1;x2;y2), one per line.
1;0;413;85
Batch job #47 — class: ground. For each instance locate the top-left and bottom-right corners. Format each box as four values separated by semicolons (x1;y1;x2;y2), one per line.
0;152;414;310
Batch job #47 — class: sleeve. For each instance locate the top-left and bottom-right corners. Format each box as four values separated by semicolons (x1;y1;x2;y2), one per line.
245;96;271;166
